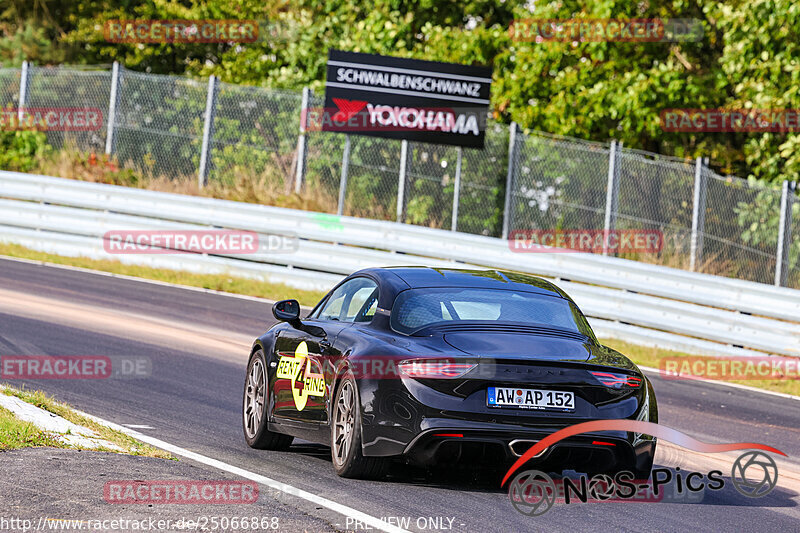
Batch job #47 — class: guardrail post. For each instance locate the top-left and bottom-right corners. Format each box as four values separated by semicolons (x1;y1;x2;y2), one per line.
294;87;310;194
690;156;708;271
397;139;409;223
105;61;121;155
197;74;218;188
17;60;30;121
337;135;351;216
451;146;463;231
603;140;622;256
775;180;796;286
501;122;518;239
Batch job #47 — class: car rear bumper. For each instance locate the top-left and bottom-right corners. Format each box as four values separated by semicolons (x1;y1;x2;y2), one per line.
398;423;653;472
359;376;657;474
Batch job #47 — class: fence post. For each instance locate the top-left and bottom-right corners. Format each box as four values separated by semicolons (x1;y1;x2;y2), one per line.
105;61;121;155
197;75;218;188
690;156;708;271
501;122;518;240
294;87;310;194
775;180;796;287
603;140;622;256
17;60;30;121
397;139;409;223
451;146;463;231
337;135;351;216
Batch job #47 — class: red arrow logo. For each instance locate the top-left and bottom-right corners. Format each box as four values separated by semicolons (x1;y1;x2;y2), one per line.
332;98;368;122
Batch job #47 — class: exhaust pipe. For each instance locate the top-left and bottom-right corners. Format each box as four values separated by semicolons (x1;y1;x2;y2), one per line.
508;439;548;458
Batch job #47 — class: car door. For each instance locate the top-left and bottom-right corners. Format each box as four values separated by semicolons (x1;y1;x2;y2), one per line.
272;277;379;426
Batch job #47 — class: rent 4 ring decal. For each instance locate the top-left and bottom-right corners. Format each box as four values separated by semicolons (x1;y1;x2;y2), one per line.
276;341;325;411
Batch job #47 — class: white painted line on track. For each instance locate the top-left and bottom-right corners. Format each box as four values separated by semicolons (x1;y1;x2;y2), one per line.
73;409;410;533
122;424;155;429
640;365;800;401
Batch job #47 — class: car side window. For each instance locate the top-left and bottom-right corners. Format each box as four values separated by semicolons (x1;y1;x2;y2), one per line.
358;297;378;322
347;286;377;321
319;293;345;320
317;278;379;323
352;288;379;323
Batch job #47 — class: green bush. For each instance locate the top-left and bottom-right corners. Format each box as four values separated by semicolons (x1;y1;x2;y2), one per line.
0;129;51;172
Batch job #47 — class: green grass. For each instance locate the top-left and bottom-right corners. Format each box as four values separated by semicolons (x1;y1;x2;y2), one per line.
0;405;66;450
602;338;800;397
1;387;174;458
0;242;327;307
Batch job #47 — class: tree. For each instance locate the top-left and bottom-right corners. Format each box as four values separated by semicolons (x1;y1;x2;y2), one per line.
4;0;800;186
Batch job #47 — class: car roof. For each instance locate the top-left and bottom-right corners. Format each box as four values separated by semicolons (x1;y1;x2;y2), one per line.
357;267;570;300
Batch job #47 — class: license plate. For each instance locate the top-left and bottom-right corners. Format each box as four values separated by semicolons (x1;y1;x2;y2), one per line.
487;387;575;411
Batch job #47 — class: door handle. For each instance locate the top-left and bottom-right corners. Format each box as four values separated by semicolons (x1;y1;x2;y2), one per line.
319;339;332;353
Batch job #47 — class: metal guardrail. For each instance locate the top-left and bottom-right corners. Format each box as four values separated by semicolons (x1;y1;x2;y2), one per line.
1;171;798;359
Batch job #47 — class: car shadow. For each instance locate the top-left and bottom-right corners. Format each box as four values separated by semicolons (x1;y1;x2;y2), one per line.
288;445;799;507
289;441;511;494
639;465;797;508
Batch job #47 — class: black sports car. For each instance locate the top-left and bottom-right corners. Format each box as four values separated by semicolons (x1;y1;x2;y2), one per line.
243;267;657;479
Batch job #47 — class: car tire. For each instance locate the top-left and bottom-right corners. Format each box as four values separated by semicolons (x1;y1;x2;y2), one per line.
331;370;388;479
243;348;293;450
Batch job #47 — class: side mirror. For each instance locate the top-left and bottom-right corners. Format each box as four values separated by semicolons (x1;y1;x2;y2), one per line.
272;299;300;323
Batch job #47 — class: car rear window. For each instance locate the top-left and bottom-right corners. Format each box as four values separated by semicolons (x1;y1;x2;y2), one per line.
390;287;595;337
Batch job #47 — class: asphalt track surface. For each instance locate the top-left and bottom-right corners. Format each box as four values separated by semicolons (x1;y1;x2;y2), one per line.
0;256;798;532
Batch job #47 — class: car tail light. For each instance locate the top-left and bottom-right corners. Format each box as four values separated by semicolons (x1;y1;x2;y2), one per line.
590;371;642;389
398;360;476;379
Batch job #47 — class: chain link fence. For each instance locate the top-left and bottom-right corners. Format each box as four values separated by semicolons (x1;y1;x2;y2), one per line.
114;70;206;179
0;68;20;109
451;122;507;236
0;63;798;289
25;66;111;153
615;148;696;262
702;170;784;284
210;82;302;190
511;131;610;235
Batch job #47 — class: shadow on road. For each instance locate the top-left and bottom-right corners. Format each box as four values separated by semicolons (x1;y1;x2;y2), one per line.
288;445;798;509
